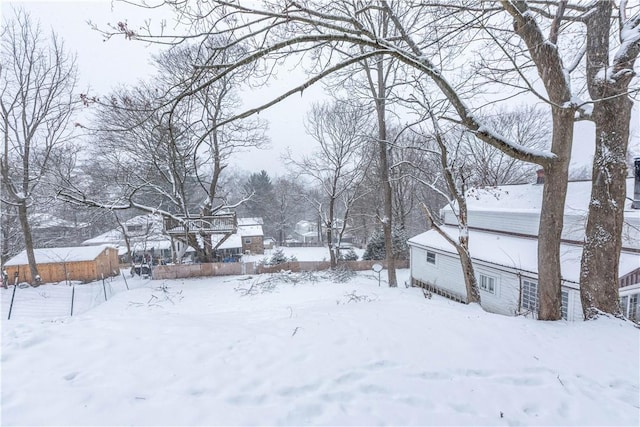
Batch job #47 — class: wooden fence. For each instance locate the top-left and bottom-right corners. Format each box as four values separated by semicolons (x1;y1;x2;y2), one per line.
152;260;409;280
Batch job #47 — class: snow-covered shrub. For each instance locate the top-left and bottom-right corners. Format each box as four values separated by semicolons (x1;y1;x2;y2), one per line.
330;264;356;283
338;248;358;261
265;248;297;265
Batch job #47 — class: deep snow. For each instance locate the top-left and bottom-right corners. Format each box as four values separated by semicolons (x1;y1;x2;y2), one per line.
1;258;639;426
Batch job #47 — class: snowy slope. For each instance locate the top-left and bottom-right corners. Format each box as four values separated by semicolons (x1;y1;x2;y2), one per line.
1;269;638;426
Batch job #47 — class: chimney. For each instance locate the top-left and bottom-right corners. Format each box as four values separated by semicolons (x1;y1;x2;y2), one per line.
633;157;640;209
536;168;545;185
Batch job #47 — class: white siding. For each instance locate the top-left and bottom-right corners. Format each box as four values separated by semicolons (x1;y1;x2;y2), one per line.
410;242;586;321
410;246;467;301
443;208;639;249
443;209;540;236
474;266;522;316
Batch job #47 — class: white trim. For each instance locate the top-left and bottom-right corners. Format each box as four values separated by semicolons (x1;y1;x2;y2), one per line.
478;273;497;295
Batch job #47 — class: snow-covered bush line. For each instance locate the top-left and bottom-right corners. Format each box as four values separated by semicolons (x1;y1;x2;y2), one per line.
258;248;299;266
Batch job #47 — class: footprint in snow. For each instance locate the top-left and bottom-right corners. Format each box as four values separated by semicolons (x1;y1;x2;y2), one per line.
63;372;78;381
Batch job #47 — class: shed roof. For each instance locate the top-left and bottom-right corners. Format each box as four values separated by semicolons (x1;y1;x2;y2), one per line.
5;244;116;266
408;226;639;284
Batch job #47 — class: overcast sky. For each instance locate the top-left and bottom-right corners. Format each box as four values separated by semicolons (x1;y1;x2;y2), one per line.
2;1;639;179
2;0;323;176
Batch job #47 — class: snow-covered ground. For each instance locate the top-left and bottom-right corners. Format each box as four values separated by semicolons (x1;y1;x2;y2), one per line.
1;264;638;426
242;245;364;263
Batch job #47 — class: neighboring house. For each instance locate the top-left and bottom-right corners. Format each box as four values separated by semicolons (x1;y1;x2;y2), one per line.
83;214;189;263
408;172;640;322
238;217;265;255
4;244;119;284
212;217;265;260
293;220;320;245
263;237;276;250
214;234;243;261
292;219;354;246
30;213;91;247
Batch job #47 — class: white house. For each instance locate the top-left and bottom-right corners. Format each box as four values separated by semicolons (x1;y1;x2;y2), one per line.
293;220;320;245
408;172;640;322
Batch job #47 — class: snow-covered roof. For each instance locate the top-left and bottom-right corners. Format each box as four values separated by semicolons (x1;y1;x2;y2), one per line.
238;224;263;237
449;177;638;214
82;214;166;246
82;229;122;245
5;245;116;266
408;225;639;284
237;217;263;226
218;234;242;250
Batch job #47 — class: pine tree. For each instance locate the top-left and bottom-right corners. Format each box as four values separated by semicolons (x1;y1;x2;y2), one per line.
363;226;408;261
243;170;274;219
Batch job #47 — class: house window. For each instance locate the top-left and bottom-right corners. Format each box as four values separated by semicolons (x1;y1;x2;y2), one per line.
479;274;496;294
426;251;436;265
244;238;251;244
521;280;570;320
521;280;538;312
629;294;638;322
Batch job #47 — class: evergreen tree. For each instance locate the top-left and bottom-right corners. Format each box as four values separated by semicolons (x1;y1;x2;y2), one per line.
362;229;385;261
363;226;409;261
243;170;274;221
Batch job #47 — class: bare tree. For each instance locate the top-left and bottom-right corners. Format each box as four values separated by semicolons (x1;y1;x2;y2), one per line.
287;101;372;268
423;112;481;304
463;105;551;186
60;39;266;262
100;0;639;319
1;9;78;284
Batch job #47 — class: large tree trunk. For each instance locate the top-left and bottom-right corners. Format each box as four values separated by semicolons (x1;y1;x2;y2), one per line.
17;201;39;285
499;2;575;321
579;0;637;319
537;107;574;320
579;99;630;319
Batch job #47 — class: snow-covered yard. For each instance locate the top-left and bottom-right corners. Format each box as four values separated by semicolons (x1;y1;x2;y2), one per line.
242;245;364;263
1;266;638;426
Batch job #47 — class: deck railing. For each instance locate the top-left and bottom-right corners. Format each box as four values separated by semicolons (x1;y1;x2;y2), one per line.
164;213;237;235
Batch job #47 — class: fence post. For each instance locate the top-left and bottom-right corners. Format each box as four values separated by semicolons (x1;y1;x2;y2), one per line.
7;278;18;320
102;274;107;301
70;283;75;316
122;272;129;290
